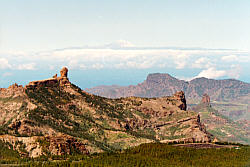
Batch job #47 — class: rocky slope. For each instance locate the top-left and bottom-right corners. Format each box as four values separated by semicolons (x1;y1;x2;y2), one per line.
85;73;250;121
0;68;211;158
192;94;250;145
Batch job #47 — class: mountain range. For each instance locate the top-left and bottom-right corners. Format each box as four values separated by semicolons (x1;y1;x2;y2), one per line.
86;73;250;121
86;73;250;100
85;73;250;144
0;68;212;158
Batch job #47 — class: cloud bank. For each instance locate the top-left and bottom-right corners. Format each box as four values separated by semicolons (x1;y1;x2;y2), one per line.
0;41;249;81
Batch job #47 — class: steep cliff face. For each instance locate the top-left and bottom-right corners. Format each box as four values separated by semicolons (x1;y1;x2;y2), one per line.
0;68;211;157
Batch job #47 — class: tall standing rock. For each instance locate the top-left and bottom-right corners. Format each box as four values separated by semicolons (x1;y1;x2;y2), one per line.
173;91;187;111
59;67;70;86
60;67;68;78
201;94;210;105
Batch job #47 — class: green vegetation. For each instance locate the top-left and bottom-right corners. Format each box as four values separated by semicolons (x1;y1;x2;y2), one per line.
0;140;21;164
23;84;159;152
1;143;249;167
25;85;115;151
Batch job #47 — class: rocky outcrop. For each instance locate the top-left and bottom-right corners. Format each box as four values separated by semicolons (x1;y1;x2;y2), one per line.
0;134;88;158
201;94;210;104
8;83;23;89
26;67;70;88
0;83;25;98
0;135;43;157
60;67;68;78
173;91;187;110
26;78;58;88
120;93;211;143
46;135;88;156
0;70;213;158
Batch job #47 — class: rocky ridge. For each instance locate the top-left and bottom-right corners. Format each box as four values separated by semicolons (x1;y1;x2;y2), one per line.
0;68;212;157
85;73;250;123
86;73;250;101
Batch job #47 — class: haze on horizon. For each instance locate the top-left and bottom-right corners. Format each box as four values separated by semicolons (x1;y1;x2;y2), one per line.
0;0;250;88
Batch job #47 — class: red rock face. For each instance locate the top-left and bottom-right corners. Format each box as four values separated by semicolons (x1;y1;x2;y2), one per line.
201;94;210;104
46;135;88;155
173;91;187;111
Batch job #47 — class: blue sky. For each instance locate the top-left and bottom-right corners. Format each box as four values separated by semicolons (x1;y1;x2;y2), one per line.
0;0;250;88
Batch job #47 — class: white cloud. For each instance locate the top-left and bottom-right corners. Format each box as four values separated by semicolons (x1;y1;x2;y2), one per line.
194;64;242;80
221;55;239;62
114;60;154;69
192;57;213;69
16;63;36;70
0;42;249;81
173;54;189;69
195;67;226;79
0;58;11;69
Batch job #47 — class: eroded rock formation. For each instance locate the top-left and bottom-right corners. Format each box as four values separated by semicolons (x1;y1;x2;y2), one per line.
60;67;68;78
26;67;70;88
201;93;210;104
173;91;187;111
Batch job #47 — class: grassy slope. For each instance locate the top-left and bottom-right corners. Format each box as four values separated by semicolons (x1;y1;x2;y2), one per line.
0;140;21;164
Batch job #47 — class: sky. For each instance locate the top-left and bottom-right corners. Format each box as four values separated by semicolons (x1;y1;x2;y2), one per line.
0;0;250;88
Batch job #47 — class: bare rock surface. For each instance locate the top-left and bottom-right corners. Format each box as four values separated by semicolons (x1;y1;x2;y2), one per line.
201;93;210;104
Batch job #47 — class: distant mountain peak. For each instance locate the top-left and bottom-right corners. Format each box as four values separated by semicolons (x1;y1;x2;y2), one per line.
146;73;179;83
147;73;174;79
86;72;250;101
